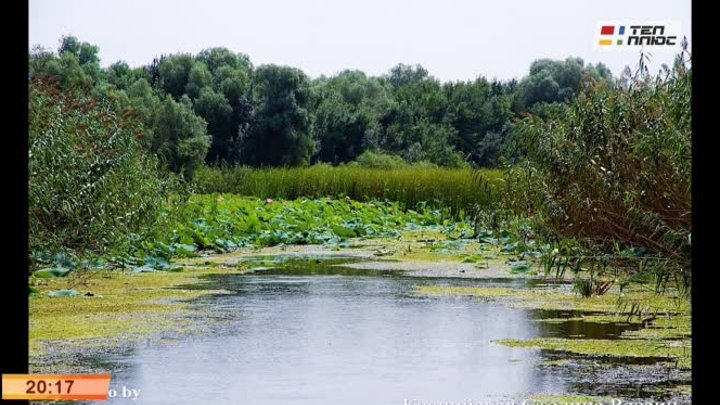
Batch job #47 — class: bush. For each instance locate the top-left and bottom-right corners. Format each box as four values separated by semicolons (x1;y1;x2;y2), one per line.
29;77;179;258
510;50;691;263
353;151;408;169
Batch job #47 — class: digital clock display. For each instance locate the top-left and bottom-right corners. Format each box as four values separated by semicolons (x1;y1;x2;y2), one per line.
26;379;75;395
2;374;111;401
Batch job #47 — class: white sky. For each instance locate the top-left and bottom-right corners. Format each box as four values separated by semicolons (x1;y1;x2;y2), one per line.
29;0;691;82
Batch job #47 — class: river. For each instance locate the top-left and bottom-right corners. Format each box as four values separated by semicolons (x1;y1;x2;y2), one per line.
101;257;641;405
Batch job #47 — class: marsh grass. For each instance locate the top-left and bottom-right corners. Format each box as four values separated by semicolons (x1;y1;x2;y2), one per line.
510;49;691;263
193;165;504;215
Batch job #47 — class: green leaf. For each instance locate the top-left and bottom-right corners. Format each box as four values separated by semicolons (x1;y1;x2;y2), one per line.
331;225;357;238
501;242;520;253
174;243;198;257
33;267;72;278
510;263;532;273
461;254;484;263
143;256;171;269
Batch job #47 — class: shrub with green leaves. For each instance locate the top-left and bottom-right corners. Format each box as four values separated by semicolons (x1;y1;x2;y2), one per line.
29;78;179;258
353;151;408;169
510;50;691;264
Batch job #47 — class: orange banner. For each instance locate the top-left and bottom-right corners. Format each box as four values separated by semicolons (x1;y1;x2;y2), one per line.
2;374;111;401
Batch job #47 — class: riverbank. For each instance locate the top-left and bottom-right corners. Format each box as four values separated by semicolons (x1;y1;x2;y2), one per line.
30;233;690;403
30;264;244;373
30;231;511;372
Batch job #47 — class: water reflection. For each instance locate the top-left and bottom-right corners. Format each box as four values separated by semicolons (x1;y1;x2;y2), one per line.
107;259;574;404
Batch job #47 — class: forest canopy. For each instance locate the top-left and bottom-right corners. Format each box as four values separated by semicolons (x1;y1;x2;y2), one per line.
29;35;614;177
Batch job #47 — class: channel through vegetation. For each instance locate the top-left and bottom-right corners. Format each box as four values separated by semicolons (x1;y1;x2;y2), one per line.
28;35;691;403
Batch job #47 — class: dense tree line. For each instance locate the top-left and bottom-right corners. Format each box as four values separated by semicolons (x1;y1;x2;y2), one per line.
29;35;613;177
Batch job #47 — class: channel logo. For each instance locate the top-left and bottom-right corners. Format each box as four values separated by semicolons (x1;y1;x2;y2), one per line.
598;25;625;46
596;22;681;49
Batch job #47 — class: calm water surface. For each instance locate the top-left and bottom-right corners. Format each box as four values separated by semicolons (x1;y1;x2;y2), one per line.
103;259;631;405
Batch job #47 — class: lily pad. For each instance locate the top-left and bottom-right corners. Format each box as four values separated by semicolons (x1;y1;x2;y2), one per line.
510;263;532;273
174;243;199;257
501;242;520;253
33;267;72;278
46;289;82;297
130;265;159;273
332;225;357;238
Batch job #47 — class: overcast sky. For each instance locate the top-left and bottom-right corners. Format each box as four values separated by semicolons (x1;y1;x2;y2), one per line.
29;0;691;82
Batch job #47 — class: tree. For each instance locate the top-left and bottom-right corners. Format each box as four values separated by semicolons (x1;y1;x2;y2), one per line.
215;65;250;105
185;62;213;99
197;47;252;74
391;120;466;167
124;78;163;147
29;39;95;89
106;61;135;90
313;96;367;164
376;64;465;165
312;70;390;163
158;54;195;99
58;35;101;81
57;52;94;89
443;78;512;163
193;87;236;163
518;57;613;110
241;65;314;166
152;96;211;178
58;35;81;55
215;66;254;154
474;131;506;167
29;45;62;80
30;34;623;171
387;63;430;87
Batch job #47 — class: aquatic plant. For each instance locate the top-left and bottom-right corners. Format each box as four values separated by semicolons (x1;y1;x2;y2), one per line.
509;48;691;292
192;165;504;216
